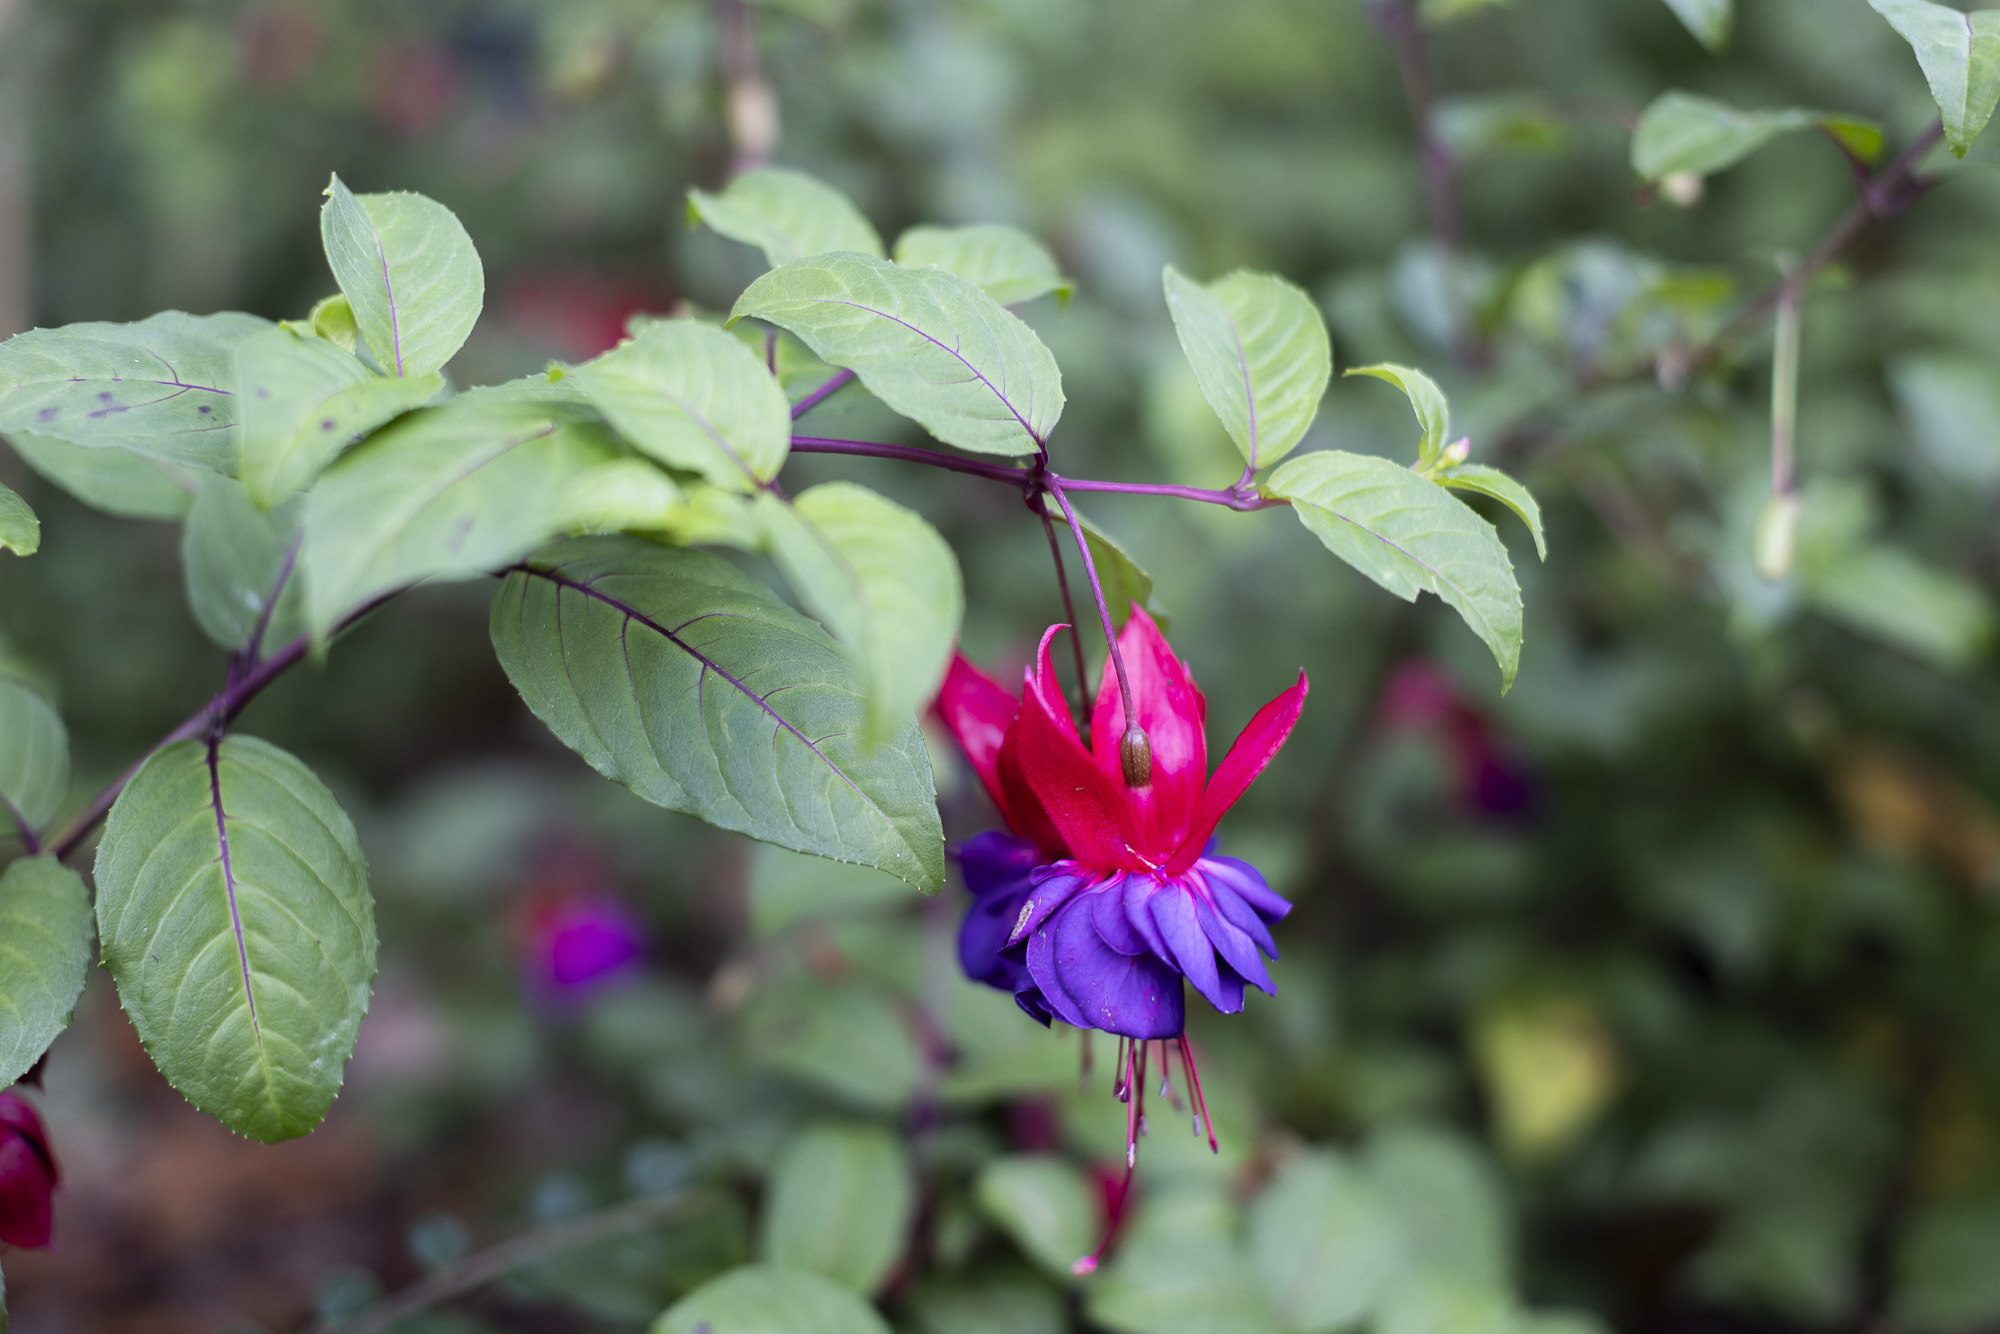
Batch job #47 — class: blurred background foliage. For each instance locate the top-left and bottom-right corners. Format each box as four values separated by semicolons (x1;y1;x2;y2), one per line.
5;0;2000;1330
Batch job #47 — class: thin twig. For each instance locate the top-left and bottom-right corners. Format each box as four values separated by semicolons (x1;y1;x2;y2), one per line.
2;788;39;855
788;368;855;420
1047;481;1139;754
46;591;398;864
714;0;777;175
313;1191;700;1334
1032;496;1094;731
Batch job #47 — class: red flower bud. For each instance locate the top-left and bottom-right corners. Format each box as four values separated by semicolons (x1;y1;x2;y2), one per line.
0;1090;59;1250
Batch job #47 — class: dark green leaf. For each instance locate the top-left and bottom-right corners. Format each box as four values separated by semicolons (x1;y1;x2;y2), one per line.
1163;266;1331;472
319;175;484;376
235;325;442;506
761;1121;915;1294
94;734;376;1143
572;318;791;491
1894;1194;2000;1332
653;1264;893;1334
731;253;1063;457
1867;0;2000;157
0;312;272;471
1631;93;1882;182
0;674;67;837
1267;451;1523;689
0;484;34;556
182;475;305;653
687;167;886;268
893;224;1073;305
758;483;963;749
3;431;198;521
975;1155;1099;1281
490;537;945;890
302;390;620;638
0;857;91;1087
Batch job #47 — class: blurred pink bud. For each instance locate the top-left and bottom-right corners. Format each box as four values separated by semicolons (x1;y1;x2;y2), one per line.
0;1090;59;1249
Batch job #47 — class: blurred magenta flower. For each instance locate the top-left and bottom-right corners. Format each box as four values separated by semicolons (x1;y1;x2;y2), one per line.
1379;659;1533;818
0;1090;59;1250
516;844;646;997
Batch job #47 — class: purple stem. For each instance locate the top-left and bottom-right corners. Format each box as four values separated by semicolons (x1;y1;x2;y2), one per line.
790;369;856;420
46;592;398;864
1047;481;1137;743
1033;499;1095;731
790;436;1028;487
2;789;40;856
1055;475;1283;510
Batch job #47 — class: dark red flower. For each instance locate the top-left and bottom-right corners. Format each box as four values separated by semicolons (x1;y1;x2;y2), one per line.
0;1090;59;1250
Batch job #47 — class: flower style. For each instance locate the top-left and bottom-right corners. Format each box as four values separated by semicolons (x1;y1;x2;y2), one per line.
937;609;1307;1041
0;1089;59;1250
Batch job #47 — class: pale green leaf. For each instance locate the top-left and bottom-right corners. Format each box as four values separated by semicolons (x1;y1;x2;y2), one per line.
1362;1126;1512;1288
1435;463;1547;560
557;458;686;533
653;1265;893;1334
1662;0;1733;50
182;475;306;653
0;675;67;836
319;174;485;376
0;858;90;1087
1432;95;1568;159
1079;512;1164;630
1631;92;1884;182
235;325;443;506
1249;1152;1404;1334
741;977;921;1108
893;224;1074;305
302;390;619;638
758;483;963;750
662;483;764;549
749;844;914;936
731;252;1064;457
490;537;945;891
0;483;35;556
0;312;272;471
94;734;376;1143
1347;363;1452;468
1804;544;1992;669
1867;0;2000;157
1419;0;1508;23
1089;1183;1279;1334
3;431;199;521
687;166;886;268
572;318;791;491
1268;451;1523;689
1163;266;1331;471
761;1122;916;1295
975;1155;1100;1282
1891;355;2000;487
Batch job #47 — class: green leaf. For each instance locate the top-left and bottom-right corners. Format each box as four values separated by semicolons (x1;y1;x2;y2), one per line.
975;1155;1100;1282
687;167;886;269
0;312;272;472
741;976;921;1109
1249;1152;1404;1334
1088;1183;1279;1334
1163;266;1331;472
758;483;963;750
490;536;945;891
750;844;914;936
319;174;485;376
1867;0;2000;157
1894;1194;2000;1332
302;390;619;638
1804;545;1992;669
0;483;35;556
94;734;376;1143
1346;363;1452;469
893;224;1074;306
0;857;92;1087
1435;463;1547;560
653;1264;893;1334
1432;95;1568;160
1630;92;1884;182
572;318;791;491
182;475;306;653
558;458;687;533
0;674;68;837
1362;1127;1511;1289
3;431;199;520
1662;0;1732;51
1267;451;1523;689
731;252;1063;457
761;1122;915;1295
1890;355;2000;487
235;325;443;506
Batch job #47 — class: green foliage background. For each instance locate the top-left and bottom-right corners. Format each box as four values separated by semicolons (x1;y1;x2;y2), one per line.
5;0;2000;1331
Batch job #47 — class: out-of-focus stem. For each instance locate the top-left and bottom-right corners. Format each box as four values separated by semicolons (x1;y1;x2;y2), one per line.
716;0;778;175
1770;258;1800;499
0;0;31;339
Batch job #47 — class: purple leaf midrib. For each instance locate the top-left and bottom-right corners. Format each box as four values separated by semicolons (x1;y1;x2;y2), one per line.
206;736;266;1061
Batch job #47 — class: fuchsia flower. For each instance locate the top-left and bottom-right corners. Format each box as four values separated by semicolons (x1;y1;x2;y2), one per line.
0;1090;59;1250
938;610;1306;1177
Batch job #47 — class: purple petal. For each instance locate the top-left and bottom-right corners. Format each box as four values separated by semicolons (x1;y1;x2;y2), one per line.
1210;963;1247;1013
1091;880;1146;956
953;832;1040;989
1201;855;1292;924
1149;887;1229;1012
1121;872;1172;959
1034;897;1185;1038
1196;897;1273;995
1008;864;1096;946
